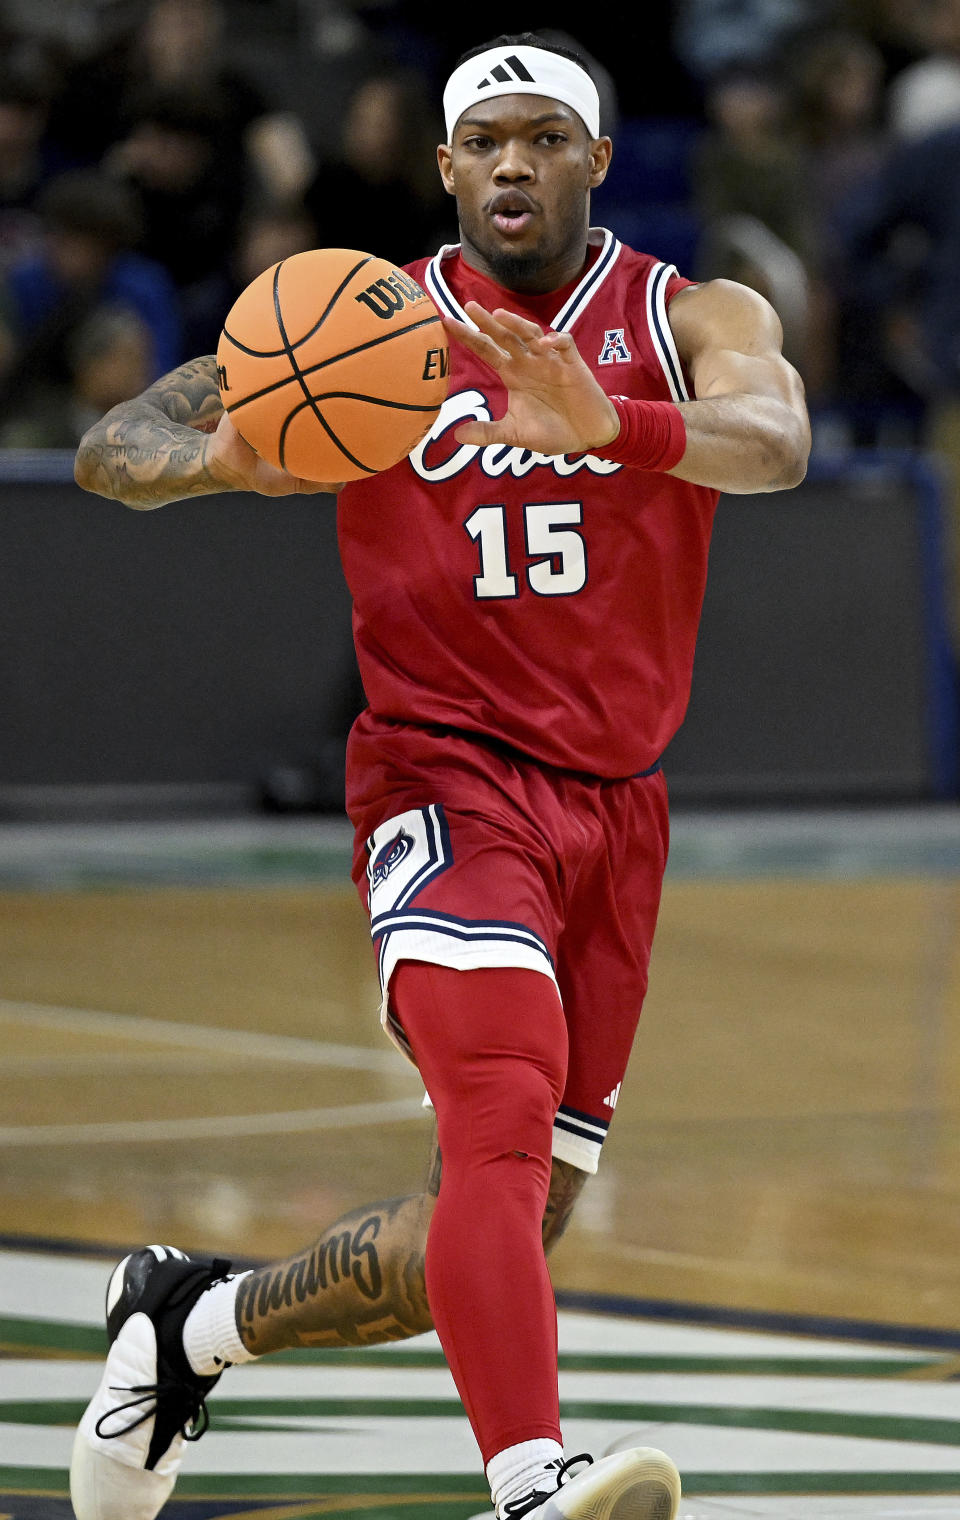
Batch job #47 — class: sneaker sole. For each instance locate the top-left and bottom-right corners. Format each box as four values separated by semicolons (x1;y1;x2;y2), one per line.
70;1400;176;1520
540;1448;680;1520
70;1247;191;1520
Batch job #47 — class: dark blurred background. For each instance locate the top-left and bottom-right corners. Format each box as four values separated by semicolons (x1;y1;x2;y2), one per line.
2;0;960;817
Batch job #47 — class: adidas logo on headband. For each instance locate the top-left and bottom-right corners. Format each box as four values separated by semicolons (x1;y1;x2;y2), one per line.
443;42;602;141
475;53;536;88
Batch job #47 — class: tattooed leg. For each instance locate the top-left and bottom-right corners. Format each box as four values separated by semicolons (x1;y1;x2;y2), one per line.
541;1156;588;1253
236;1192;436;1354
235;1135;587;1355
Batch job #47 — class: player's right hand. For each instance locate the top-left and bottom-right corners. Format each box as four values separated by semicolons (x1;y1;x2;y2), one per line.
206;413;343;497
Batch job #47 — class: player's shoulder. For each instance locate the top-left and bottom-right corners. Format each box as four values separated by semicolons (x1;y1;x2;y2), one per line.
667;276;784;354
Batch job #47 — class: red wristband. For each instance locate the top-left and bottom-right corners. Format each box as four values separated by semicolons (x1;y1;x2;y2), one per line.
593;396;686;472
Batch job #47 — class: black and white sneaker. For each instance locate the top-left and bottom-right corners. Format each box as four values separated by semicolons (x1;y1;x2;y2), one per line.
70;1244;233;1520
499;1449;680;1520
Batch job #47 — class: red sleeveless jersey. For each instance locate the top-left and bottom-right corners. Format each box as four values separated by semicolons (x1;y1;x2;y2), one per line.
337;231;720;779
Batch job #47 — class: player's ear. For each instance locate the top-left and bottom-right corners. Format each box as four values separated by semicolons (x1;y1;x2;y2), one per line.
587;136;612;189
438;143;455;195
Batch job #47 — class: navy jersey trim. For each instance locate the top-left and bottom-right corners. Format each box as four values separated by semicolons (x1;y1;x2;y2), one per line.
373;908;555;996
647;261;689;403
557;1101;611;1132
424;244;473;326
551;229;621;332
554;1104;610;1145
371;907;555;967
424;230;622;335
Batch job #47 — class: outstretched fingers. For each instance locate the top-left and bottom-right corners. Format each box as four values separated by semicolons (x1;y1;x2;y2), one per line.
444;304;577;378
442;317;509;368
484;307;576;360
478;305;543;347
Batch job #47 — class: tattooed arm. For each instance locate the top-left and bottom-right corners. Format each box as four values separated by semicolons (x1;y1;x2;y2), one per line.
74;354;341;510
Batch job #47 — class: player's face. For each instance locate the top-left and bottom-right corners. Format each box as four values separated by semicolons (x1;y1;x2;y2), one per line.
437;94;611;293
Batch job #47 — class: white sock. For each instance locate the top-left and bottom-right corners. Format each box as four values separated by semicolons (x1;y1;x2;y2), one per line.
182;1270;256;1375
487;1439;565;1517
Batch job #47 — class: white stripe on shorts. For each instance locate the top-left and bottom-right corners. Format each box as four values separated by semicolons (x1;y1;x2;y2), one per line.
375;908;558;1059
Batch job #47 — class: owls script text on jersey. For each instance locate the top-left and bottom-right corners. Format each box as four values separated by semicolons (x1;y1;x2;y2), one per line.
337;230;720;779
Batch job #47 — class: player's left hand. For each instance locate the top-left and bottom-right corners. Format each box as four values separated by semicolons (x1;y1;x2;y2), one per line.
443;302;620;455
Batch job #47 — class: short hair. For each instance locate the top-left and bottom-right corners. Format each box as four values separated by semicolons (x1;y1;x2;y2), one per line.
453;32;593;80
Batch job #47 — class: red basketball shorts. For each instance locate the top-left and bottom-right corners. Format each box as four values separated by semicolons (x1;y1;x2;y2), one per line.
346;711;670;1173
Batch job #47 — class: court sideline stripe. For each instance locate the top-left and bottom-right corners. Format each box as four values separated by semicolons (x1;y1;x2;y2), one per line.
0;998;406;1073
0;1098;428;1147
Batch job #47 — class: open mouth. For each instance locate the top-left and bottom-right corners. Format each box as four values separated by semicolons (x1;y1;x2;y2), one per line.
489;193;536;236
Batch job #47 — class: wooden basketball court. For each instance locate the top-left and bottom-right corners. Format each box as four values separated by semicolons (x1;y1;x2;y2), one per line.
3;808;960;1327
2;806;960;1516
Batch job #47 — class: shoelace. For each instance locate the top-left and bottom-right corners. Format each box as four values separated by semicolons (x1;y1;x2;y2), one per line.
94;1256;233;1444
95;1373;211;1442
500;1454;594;1519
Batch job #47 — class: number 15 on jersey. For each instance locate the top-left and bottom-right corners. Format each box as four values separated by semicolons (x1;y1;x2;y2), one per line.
465;501;587;600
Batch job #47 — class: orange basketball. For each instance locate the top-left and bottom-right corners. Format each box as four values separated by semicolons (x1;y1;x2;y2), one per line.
216;247;450;481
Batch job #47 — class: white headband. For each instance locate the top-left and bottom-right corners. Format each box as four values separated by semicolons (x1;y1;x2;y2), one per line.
443;44;601;142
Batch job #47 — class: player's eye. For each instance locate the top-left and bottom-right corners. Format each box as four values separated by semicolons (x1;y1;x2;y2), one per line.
539;131;568;146
462;134;494;151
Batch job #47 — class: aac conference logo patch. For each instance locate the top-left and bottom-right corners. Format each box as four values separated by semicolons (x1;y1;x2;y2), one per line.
598;329;632;365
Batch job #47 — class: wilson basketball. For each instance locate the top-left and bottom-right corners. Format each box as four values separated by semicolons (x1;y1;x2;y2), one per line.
216;248;450;481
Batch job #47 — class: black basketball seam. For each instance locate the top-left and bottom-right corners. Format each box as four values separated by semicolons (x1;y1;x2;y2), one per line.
223;314;445;415
303;391;440;412
224;253;375;358
278;393;378;476
272;259;344;472
276;390;439;475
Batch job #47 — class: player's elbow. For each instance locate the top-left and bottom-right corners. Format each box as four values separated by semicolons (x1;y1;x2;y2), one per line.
772;446;808;490
768;413;811;491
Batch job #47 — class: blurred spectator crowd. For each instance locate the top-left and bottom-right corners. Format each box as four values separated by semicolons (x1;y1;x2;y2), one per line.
3;0;960;477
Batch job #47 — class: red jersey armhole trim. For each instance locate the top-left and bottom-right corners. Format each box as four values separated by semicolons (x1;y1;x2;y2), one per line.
663;274;698;397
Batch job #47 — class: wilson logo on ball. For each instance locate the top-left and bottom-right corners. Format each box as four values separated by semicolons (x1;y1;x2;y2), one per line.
422;347;449;381
216;247;449;481
354;272;429;320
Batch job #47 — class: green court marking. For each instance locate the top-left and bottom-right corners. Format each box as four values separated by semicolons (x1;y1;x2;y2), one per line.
8;1397;960;1447
0;1318;104;1356
5;811;960;889
172;1472;960;1499
0;845;354;891
202;1401;960;1446
1;1317;943;1377
5;1468;960;1500
267;1347;943;1376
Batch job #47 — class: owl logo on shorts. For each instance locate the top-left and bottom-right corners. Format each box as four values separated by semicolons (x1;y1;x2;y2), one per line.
370;827;415;888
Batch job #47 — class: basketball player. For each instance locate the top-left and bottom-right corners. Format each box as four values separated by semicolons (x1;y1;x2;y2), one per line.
69;32;810;1520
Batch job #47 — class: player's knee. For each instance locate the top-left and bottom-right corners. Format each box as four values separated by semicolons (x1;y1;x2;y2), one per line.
502;1052;563;1150
438;1051;559;1172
